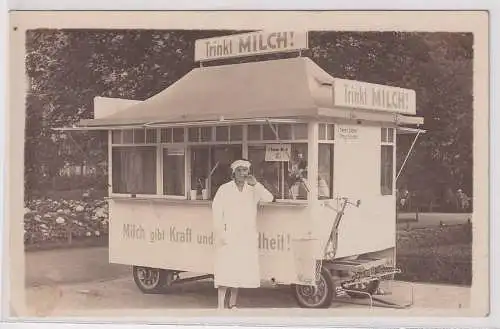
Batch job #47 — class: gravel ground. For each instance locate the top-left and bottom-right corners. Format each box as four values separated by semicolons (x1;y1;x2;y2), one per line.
24;276;471;317
23;247;471;318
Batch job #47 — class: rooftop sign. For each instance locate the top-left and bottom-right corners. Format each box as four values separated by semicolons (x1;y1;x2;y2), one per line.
194;31;308;62
332;78;417;115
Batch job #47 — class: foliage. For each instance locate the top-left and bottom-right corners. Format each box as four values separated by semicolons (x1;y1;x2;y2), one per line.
25;29;473;205
396;224;472;285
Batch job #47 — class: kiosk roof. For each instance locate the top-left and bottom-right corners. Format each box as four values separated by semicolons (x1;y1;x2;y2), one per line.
79;57;335;127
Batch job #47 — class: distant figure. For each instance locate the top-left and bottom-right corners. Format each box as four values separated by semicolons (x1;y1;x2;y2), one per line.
211;159;274;309
398;188;410;211
456;189;470;212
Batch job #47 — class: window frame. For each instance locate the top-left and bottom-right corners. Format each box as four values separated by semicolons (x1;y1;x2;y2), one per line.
110;144;159;197
161;145;188;199
318;123;335;200
380;127;396;196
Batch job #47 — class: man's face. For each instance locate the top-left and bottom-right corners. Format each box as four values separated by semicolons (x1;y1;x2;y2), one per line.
234;167;249;183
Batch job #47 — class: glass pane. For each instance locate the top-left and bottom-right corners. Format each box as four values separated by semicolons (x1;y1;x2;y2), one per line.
327;124;335;140
146;129;157;143
230;125;243;141
318;144;334;199
200;127;212;142
210;145;242;199
248;125;261;141
278;124;292;140
190;146;210;194
173;128;184;142
248;146;280;198
294;123;308;140
112;146;157;194
216;126;229;141
288;144;308;200
163;149;185;196
112;130;121;144
319;124;326;140
134;129;145;143
122;130;134;144
380;145;393;195
381;128;388;143
188;128;199;142
160;128;170;143
388;128;394;143
263;124;277;140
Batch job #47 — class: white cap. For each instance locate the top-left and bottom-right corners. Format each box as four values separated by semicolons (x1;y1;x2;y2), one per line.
230;159;251;172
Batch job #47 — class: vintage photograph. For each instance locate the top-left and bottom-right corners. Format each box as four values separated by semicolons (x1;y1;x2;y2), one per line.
5;11;490;320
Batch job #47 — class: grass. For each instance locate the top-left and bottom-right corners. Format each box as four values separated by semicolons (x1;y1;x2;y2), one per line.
395;223;472;285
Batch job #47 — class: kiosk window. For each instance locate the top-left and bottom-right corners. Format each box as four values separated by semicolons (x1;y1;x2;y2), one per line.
215;125;243;142
188;127;213;142
216;126;229;141
318;144;334;199
381;145;394;195
112;130;122;144
263;125;276;140
277;124;292;140
163;148;185;196
146;129;157;143
293;123;308;139
123;130;134;144
173;128;185;142
190;145;242;199
248;143;308;200
134;129;145;144
160;128;184;143
230;125;243;141
381;127;395;195
112;146;157;194
248;125;261;141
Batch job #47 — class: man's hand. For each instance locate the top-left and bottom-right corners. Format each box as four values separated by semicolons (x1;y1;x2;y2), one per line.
246;175;257;186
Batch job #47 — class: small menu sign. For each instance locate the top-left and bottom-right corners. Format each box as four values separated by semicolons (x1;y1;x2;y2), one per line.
265;144;291;162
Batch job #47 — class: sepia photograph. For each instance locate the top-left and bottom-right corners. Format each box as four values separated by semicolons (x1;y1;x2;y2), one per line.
4;10;490;322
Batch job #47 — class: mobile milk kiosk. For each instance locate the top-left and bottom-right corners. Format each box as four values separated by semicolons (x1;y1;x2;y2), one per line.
59;31;425;309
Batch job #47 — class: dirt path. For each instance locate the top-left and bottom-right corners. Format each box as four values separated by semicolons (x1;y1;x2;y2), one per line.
23;246;471;317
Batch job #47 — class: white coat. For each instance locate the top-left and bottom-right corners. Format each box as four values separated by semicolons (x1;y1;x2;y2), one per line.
211;180;274;288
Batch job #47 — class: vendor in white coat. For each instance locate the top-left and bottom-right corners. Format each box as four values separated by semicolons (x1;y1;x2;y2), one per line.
212;159;274;309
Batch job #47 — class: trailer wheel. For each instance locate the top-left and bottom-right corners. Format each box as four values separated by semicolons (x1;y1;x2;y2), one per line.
342;279;380;299
291;267;334;308
133;266;170;294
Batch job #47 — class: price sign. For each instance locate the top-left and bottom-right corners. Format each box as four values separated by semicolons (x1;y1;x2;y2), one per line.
265;144;291;162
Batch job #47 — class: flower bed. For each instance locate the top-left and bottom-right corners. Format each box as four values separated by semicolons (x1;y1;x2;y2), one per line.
24;198;109;247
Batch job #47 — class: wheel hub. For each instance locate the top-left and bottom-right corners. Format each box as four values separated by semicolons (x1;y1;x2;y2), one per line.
137;268;160;288
296;276;327;306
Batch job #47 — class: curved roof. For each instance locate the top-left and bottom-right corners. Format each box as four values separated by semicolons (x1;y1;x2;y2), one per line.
79;57;335;127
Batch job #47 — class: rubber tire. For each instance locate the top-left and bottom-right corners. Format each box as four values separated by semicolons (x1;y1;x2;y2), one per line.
132;266;169;294
291;267;335;309
343;279;380;299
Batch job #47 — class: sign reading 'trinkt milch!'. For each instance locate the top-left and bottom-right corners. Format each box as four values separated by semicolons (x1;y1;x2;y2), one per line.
194;31;308;62
332;78;417;115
